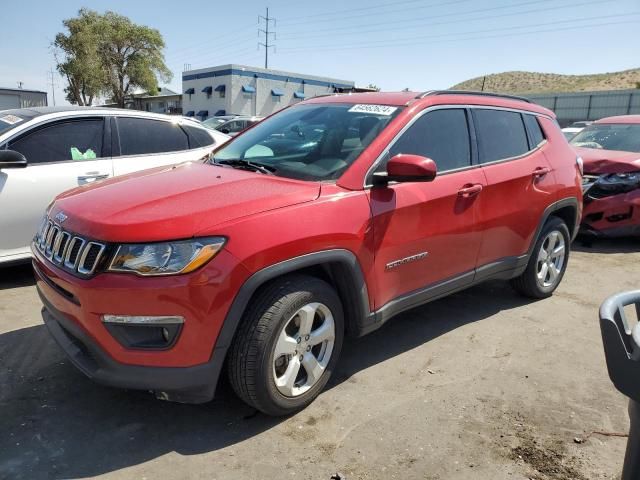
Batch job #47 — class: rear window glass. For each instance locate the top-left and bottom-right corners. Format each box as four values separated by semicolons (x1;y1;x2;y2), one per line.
184;125;215;147
117;117;189;156
474;109;529;163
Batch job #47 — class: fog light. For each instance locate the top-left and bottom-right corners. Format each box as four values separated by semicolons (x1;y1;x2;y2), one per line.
101;315;184;349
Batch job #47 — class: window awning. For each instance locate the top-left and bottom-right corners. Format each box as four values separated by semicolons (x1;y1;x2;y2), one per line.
214;85;226;92
185;111;195;116
197;110;208;117
242;85;256;93
215;109;226;116
271;88;284;97
184;88;195;95
294;91;306;99
201;86;213;94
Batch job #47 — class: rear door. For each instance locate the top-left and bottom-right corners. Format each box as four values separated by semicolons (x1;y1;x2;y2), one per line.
112;117;213;176
369;108;486;309
472;108;556;268
0;117;112;259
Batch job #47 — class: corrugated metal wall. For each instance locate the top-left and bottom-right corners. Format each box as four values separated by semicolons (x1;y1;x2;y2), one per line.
527;89;640;126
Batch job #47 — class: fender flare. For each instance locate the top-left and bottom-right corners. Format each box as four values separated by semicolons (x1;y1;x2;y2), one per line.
213;248;371;352
526;196;580;258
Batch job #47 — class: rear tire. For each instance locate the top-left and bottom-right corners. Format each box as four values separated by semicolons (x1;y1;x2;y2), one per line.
511;216;570;299
227;274;344;416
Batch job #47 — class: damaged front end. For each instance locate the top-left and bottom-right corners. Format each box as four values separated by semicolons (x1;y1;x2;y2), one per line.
581;172;640;237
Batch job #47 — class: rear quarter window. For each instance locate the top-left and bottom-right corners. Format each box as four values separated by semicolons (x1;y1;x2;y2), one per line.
523;114;545;148
183;125;215;148
473;109;529;163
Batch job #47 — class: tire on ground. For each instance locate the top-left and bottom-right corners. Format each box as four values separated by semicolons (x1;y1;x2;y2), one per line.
227;274;344;416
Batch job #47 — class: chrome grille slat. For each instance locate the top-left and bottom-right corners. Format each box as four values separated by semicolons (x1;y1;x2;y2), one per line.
36;219;106;277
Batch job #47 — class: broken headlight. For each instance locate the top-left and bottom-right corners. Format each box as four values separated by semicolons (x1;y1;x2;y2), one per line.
587;172;640;200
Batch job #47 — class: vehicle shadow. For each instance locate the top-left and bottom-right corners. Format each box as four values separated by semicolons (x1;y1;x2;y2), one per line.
0;280;532;479
0;263;35;290
573;236;639;254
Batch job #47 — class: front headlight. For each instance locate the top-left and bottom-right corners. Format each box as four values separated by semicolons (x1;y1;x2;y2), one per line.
108;237;226;276
595;172;640;189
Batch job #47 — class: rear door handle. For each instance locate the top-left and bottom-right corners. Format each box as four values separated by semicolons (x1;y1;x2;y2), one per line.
78;173;110;183
457;183;483;197
532;166;551;178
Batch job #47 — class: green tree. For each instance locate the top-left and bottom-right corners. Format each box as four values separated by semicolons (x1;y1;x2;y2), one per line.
53;9;104;105
54;9;171;107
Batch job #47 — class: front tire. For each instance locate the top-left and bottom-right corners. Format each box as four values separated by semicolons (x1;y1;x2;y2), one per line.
227;275;344;416
511;216;570;299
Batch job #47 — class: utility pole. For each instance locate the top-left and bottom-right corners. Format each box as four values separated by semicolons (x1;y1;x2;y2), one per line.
48;69;57;106
481;76;486;92
17;81;24;89
258;7;276;69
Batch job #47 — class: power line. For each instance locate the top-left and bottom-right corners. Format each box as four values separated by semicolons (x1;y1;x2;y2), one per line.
280;0;560;35
278;0;472;26
280;11;639;52
258;7;276;69
278;0;614;40
277;18;639;54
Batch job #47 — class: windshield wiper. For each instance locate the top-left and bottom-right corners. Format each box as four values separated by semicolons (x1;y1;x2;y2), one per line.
213;158;276;175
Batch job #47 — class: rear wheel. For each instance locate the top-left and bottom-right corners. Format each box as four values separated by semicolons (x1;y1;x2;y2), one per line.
511;216;570;298
227;275;344;416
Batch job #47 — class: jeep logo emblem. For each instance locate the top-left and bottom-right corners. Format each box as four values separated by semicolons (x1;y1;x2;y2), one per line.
54;212;68;223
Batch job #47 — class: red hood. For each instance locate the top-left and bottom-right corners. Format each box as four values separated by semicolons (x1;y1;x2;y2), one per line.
51;162;320;242
573;146;640;175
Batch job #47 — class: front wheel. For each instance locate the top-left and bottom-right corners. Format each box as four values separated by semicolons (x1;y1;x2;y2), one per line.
227;275;344;416
511;216;571;299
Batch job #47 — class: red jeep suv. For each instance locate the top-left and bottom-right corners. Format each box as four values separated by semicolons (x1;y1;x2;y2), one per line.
32;91;582;415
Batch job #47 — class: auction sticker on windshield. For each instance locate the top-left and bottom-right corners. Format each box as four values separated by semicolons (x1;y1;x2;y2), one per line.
348;104;398;116
0;114;23;125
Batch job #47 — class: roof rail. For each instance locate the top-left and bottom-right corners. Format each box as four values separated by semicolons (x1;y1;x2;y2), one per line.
416;90;532;103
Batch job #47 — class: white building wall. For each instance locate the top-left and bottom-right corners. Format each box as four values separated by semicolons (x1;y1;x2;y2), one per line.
182;64;354;119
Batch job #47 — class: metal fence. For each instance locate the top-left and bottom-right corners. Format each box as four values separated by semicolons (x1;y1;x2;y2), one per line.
526;89;640;127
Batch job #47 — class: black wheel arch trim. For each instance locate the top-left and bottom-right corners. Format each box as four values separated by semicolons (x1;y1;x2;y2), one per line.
214;249;371;352
528;197;580;256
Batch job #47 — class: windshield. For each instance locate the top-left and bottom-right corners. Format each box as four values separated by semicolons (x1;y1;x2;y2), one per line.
212;103;402;181
0;110;38;136
571;123;640;153
203;117;227;128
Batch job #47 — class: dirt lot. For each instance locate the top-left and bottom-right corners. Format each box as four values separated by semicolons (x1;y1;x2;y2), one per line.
1;239;639;480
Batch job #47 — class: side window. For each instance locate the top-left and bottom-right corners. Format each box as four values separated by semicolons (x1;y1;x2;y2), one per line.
8;119;103;164
473;109;529;163
389;109;471;172
183;125;215;148
523;114;545;148
117;117;189;156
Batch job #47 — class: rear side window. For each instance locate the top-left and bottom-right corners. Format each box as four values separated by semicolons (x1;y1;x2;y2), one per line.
473;109;529;163
523;114;545;148
117;117;189;156
389;109;471;172
183;125;215;147
8;119;104;164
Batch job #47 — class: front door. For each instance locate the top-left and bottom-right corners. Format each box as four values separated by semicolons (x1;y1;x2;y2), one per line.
0;118;112;260
368;108;485;309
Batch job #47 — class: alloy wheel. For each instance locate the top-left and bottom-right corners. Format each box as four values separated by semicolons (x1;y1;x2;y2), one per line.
536;230;566;289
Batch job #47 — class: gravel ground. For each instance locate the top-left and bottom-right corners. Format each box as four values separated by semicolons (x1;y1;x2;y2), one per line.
0;238;638;480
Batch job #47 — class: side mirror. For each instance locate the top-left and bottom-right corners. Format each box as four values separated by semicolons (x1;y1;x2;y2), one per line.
0;150;27;169
220;128;230;134
373;154;437;185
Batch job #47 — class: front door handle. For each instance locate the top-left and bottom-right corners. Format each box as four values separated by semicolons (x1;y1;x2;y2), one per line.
532;166;551;178
458;183;483;197
78;173;110;183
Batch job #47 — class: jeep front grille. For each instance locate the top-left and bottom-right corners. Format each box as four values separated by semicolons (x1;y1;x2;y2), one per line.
34;219;106;277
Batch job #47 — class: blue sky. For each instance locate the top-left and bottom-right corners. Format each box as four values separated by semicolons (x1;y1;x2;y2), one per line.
3;0;639;104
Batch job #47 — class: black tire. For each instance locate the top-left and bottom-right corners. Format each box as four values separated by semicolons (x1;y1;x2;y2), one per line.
227;274;344;416
511;216;571;299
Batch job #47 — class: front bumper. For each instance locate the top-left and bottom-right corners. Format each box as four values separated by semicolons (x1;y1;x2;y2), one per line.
581;188;640;237
40;290;222;403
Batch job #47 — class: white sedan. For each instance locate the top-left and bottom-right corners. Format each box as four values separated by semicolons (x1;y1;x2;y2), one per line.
0;107;229;266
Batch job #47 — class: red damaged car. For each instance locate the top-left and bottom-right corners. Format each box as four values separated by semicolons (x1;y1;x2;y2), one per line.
571;115;640;237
